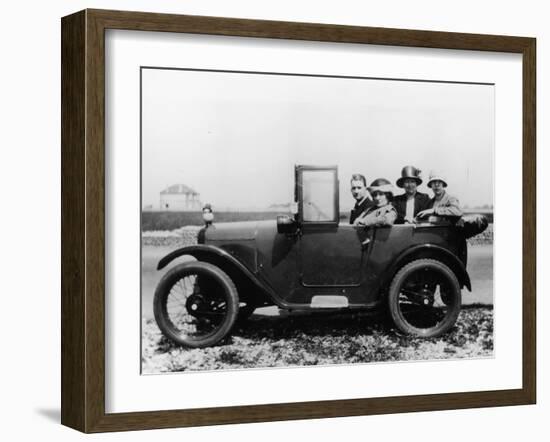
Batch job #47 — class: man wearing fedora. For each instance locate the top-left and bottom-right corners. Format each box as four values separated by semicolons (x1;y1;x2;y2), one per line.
417;172;463;219
393;165;431;224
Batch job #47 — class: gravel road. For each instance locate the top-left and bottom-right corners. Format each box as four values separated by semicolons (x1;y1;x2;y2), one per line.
142;306;493;373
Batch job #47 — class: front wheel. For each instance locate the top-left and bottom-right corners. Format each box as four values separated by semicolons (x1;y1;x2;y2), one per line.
388;259;461;338
153;261;239;348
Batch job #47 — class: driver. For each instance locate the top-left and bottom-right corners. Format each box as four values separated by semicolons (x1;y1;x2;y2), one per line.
349;173;374;224
353;178;397;227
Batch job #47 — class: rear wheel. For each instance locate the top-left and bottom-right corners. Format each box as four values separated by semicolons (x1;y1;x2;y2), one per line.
388;259;461;338
153;261;239;348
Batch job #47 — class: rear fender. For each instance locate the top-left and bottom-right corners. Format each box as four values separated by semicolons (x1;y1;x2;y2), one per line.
380;244;472;292
157;245;276;306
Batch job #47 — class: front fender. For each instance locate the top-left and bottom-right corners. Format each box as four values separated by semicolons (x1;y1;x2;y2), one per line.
157;244;279;304
381;244;472;292
158;244;233;270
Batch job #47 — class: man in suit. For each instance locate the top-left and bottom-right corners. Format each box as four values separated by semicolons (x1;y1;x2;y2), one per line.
393;165;431;224
349;173;374;224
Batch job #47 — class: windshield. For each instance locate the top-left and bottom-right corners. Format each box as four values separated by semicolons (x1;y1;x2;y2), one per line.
301;169;337;222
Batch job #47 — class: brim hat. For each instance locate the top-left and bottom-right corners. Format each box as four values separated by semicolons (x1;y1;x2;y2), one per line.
368;178;394;197
396;165;423;188
427;172;448;188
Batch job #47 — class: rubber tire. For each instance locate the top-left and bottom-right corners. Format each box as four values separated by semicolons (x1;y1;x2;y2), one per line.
153;261;239;348
388;259;461;338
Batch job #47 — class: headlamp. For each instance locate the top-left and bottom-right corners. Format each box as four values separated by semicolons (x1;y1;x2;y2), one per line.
202;204;214;226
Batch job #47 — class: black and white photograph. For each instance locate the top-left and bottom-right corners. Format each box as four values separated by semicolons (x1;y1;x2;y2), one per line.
140;67;494;374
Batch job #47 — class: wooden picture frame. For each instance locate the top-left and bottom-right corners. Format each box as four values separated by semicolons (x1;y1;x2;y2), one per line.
61;9;536;433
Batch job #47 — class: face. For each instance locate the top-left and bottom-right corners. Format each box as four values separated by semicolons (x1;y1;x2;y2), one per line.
430;180;445;197
402;178;418;196
372;191;388;207
351;180;367;202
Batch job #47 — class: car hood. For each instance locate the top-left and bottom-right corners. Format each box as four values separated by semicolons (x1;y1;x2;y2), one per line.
204;220;276;242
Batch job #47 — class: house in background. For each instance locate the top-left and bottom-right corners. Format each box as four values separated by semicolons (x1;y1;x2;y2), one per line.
159;184;202;211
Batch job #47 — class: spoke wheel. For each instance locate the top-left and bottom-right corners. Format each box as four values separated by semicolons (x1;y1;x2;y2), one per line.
153;261;239;348
388;259;461;337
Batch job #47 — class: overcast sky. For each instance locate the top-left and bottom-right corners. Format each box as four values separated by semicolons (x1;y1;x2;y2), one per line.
142;68;493;211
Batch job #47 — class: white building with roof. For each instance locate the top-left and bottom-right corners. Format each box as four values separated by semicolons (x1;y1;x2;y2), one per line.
159;184;201;211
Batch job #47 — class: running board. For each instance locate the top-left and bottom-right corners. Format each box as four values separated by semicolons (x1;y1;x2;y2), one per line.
310;295;349;308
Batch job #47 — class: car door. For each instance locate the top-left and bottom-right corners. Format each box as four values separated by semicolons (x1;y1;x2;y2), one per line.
295;166;368;287
299;223;368;286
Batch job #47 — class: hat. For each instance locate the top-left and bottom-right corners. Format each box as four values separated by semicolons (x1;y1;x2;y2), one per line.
368;178;394;196
427;172;448;188
396;165;423;188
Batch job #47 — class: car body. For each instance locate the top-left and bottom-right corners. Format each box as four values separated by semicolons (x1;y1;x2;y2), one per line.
154;165;487;347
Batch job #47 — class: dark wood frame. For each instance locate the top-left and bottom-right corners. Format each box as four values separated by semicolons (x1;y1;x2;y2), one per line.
61;9;536;433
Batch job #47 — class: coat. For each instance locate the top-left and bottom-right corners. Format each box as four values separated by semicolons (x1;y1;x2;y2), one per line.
349;197;374;224
354;203;397;227
392;192;431;224
429;192;463;217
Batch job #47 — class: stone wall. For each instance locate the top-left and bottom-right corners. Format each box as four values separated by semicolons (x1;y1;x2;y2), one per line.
466;224;493;246
142;226;201;247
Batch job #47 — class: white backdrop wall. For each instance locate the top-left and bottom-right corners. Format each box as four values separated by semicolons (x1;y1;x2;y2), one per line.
0;0;546;440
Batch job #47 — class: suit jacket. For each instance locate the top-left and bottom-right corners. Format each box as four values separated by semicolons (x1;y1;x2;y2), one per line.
349;197;374;224
393;192;431;224
429;192;462;217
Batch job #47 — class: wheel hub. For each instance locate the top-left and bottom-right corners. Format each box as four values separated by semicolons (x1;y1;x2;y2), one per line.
186;294;205;315
418;287;434;306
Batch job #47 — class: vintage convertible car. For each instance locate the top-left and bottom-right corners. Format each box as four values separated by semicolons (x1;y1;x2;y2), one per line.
153;165;488;348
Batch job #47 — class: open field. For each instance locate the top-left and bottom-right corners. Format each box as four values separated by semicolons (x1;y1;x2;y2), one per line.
142;211;289;231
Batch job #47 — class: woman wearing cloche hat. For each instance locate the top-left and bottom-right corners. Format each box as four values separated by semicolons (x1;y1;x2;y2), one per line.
353;178;397;227
417;171;463;219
